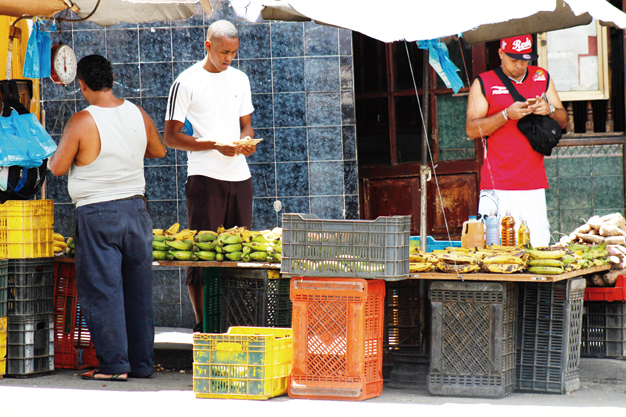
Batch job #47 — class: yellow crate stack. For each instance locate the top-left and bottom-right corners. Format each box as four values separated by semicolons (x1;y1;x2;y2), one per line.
0;200;54;258
0;317;6;377
193;327;293;400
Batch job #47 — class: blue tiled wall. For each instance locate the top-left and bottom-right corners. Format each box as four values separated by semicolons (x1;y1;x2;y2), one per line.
42;3;357;328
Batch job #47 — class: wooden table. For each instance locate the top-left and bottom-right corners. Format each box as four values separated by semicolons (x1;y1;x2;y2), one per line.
409;264;610;282
54;256;281;269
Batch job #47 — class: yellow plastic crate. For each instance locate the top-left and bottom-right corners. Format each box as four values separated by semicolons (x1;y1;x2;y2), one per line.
193;327;293;400
0;316;6;377
0;200;54;258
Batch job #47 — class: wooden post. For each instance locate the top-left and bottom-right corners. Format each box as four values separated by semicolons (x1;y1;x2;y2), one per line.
566;102;575;133
585;101;594;133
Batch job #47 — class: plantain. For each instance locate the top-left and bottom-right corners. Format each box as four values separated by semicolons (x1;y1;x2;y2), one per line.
527;249;567;260
153;235;174;242
481;254;524;265
436;261;479;274
53;232;65;242
487;244;524;251
195;233;217;243
242;253;251;262
249;251;269;262
216;225;226;234
219;233;243;245
445;247;471;252
67;237;75;249
169;250;197;261
242;242;274;253
528;258;564;268
215;253;225;262
152;240;170;251
410;246;422;254
224;251;243;261
173;229;197;241
195;251;217;261
251;234;271;244
152;229;164;236
194;241;217;251
272;242;282;253
242;245;252;255
165;223;180;236
481;263;525;273
215;245;223;253
165;239;194;251
528;266;564;275
153;250;173;260
54;240;68;249
410;262;436;273
410;253;438;263
197;230;218;237
438;252;479;265
222;243;243;253
267;253;281;263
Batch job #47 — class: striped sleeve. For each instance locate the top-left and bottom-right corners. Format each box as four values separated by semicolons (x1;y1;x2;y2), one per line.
165;80;190;123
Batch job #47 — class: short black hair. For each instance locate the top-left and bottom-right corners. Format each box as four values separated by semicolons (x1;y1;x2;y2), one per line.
76;55;114;91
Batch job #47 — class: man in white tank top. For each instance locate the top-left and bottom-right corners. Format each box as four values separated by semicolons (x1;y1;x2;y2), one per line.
49;55;166;381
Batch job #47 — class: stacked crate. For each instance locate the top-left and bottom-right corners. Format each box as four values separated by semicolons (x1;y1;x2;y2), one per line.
0;259;7;376
2;200;55;377
281;214;410;401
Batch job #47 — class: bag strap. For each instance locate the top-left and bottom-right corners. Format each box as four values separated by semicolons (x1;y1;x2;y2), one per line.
1;80;30;116
493;67;527;103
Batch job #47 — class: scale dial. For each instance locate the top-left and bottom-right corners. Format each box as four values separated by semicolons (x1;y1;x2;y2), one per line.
50;44;77;86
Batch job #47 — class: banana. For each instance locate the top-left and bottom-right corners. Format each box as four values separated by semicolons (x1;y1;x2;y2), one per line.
528;266;564;275
561;255;576;264
528;258;564;268
242;242;274;253
219;233;243;245
197;230;218;237
445;247;471;252
54;240;68;249
481;254;524;265
225;251;243;261
195;233;217;243
438;252;479;264
153;235;174;242
222;243;243;253
267;253;281;263
217;225;226;234
527;249;568;259
487;244;524;250
165;223;180;236
436;261;479;274
583;250;609;260
153;240;170;251
194;241;217;251
410;262;436;273
53;233;65;242
215;253;225;262
249;251;269;262
67;237;75;249
165;239;194;251
242;253;251;262
153;250;173;260
239;229;253;243
272;242;282;253
481;263;525;273
252;234;271;243
242;246;252;255
173;229;197;241
215;245;223;253
169;250;197;261
153;229;164;236
195;251;217;261
410;246;422;254
591;243;607;252
410;253;438;263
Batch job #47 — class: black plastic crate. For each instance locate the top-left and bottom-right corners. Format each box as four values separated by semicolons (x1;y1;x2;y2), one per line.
0;259;7;316
516;278;585;394
220;268;291;332
383;279;429;383
6;313;54;376
202;267;220;333
581;301;626;359
7;258;54;316
428;281;517;398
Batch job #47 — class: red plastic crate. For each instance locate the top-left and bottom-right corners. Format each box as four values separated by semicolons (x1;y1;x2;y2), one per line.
53;261;98;369
585;274;626;302
288;277;385;401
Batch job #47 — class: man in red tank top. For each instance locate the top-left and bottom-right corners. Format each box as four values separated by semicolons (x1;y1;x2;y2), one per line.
465;35;567;247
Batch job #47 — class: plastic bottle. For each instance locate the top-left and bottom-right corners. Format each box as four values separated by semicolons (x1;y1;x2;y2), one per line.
500;212;516;246
517;218;531;247
485;212;500;247
461;215;485;249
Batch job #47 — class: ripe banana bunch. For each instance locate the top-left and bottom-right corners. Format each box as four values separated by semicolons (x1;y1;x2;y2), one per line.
479;251;527;274
434;251;480;274
53;232;68;255
526;246;570;275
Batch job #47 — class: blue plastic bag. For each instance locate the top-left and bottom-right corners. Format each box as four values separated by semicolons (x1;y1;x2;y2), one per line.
417;39;464;94
23;22;51;79
0;111;57;168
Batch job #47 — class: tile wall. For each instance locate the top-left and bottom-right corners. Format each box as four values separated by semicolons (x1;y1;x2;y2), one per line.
41;2;358;327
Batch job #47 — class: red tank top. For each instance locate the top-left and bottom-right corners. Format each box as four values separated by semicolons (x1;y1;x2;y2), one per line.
478;66;549;190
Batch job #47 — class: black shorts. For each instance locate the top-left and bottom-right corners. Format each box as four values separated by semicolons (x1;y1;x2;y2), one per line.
185;175;252;286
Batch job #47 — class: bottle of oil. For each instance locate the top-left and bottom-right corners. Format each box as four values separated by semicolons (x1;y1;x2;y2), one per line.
517;218;531;247
461;215;485;249
500;212;516;246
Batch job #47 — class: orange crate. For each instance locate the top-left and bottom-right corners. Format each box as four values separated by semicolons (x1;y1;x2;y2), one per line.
585;274;626;302
288;277;385;401
53;261;98;369
0;200;54;258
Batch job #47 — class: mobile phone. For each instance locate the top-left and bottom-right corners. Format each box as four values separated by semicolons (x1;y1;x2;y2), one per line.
526;98;537;105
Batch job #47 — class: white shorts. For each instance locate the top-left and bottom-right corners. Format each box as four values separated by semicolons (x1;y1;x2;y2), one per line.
478;189;551;247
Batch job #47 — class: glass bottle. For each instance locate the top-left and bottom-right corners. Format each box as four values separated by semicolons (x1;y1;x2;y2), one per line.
500;212;516;246
517;219;531;247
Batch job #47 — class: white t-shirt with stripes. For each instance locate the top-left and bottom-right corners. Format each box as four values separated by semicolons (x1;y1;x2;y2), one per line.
166;63;254;182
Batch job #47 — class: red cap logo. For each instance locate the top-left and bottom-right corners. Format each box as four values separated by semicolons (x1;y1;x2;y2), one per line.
500;35;537;61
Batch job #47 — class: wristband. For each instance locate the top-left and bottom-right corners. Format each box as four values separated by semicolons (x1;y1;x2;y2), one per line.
502;108;509;121
549;104;555;115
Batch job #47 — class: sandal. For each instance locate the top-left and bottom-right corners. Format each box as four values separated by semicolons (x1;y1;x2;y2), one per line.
81;369;128;382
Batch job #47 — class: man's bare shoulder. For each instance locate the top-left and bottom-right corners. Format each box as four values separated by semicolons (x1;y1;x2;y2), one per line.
64;110;96;137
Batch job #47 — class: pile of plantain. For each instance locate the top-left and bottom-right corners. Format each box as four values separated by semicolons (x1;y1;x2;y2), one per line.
152;223;282;263
53;232;69;256
527;244;608;275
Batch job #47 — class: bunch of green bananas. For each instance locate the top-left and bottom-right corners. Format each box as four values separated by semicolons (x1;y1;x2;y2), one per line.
65;237;76;257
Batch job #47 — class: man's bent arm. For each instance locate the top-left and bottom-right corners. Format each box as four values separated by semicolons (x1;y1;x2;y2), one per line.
49;113;84;176
140;106;166;159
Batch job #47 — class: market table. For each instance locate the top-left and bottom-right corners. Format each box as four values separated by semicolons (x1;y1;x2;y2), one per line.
53;256;281;269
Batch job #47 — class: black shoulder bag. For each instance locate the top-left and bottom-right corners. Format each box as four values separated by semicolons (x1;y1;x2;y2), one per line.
0;80;48;203
494;67;562;156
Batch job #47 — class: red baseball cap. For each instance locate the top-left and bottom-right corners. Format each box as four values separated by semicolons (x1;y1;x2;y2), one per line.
500;35;537;61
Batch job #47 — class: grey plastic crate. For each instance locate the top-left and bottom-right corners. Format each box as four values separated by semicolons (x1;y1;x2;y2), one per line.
280;213;410;280
7;258;54;316
581;301;626;359
428;281;517;398
516;278;585;394
6;313;55;376
0;259;7;316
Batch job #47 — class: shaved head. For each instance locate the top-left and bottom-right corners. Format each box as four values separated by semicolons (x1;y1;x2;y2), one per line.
206;20;238;42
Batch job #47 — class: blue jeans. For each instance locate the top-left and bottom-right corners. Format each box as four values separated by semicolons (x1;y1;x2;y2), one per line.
75;198;154;376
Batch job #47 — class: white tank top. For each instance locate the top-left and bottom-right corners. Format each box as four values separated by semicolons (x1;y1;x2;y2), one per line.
68;101;147;207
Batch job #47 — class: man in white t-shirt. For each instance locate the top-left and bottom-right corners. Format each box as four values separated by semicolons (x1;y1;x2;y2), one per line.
164;20;256;333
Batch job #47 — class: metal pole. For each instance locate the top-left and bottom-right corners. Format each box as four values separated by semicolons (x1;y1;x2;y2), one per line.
420;50;430;252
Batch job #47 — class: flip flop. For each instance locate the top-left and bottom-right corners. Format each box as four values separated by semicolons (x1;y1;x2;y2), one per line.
81;369;127;382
